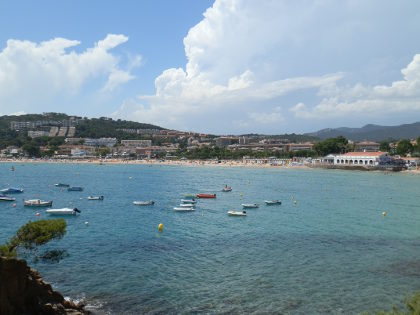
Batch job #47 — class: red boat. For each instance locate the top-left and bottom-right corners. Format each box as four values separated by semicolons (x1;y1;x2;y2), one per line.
196;193;216;199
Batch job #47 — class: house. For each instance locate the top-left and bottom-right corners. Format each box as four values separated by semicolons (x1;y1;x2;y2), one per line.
333;152;392;166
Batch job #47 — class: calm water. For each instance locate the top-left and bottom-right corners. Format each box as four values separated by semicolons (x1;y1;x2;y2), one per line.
1;163;420;314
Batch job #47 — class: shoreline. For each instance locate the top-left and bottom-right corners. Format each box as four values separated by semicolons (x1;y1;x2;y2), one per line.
1;157;419;174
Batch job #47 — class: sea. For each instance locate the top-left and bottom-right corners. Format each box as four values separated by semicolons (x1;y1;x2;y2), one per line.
1;162;420;314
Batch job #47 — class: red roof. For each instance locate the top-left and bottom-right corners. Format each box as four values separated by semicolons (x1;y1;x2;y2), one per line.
341;151;385;157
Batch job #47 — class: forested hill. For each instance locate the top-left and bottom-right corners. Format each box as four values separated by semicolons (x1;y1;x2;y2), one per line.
306;122;420;141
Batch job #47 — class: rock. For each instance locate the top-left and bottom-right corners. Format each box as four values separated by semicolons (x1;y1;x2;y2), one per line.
0;256;90;315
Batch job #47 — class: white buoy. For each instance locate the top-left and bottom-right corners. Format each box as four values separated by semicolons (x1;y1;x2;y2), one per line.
85;221;89;225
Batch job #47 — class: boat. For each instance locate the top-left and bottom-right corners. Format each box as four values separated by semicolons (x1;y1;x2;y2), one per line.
184;194;196;199
67;187;83;191
265;200;282;205
222;186;232;192
242;203;259;208
24;199;53;207
46;208;81;215
196;193;216;199
55;183;70;187
133;200;155;206
88;196;104;200
228;210;247;216
178;203;195;208
0;187;24;194
0;195;15;201
181;199;197;204
173;207;195;211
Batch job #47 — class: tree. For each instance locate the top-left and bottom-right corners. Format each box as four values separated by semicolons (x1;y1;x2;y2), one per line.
313;136;348;156
0;219;66;258
379;141;390;152
22;142;41;157
396;139;413;156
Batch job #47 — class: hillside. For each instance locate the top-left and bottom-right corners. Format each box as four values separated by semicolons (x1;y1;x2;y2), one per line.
306;122;420;141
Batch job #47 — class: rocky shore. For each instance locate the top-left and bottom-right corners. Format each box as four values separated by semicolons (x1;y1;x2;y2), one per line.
0;256;90;315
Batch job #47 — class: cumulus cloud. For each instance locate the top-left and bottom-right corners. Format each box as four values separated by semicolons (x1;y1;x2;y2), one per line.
0;34;139;113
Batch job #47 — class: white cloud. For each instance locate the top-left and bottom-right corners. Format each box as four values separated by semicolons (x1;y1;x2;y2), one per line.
0;34;139;113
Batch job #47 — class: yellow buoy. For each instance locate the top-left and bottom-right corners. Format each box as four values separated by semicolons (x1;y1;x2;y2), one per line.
382;211;387;217
293;200;297;205
158;223;163;232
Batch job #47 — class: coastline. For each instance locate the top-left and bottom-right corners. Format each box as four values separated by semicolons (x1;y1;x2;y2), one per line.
0;157;419;174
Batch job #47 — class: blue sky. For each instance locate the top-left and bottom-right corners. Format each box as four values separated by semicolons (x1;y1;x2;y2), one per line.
1;0;420;134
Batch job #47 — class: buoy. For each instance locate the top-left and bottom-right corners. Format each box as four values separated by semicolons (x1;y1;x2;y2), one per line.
240;192;243;197
129;176;133;179
85;221;89;225
36;212;40;216
382;211;387;217
293;200;297;205
12;203;16;207
158;223;163;232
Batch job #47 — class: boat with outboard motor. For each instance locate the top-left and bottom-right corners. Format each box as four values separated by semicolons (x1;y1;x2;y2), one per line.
55;183;70;187
67;187;83;191
88;196;104;200
265;200;282;205
24;199;53;207
181;199;197;204
222;186;232;192
133;200;154;206
173;207;195;211
46;208;81;215
228;210;247;216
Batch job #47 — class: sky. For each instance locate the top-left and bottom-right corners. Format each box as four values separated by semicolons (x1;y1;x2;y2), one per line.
1;0;420;135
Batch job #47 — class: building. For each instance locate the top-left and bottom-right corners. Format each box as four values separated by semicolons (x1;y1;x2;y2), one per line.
287;142;314;152
333;152;392;166
215;137;238;147
85;138;117;147
28;130;49;138
65;137;85;145
121;140;152;147
355;141;380;152
239;136;249;145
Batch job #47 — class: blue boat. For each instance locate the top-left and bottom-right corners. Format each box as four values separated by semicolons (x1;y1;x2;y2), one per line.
0;187;24;194
67;186;83;191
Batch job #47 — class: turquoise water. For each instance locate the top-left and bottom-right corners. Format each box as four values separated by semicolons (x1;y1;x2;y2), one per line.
1;163;420;314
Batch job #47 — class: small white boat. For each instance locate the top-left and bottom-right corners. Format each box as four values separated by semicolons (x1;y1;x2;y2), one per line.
68;186;83;191
173;207;195;211
228;210;247;216
133;200;155;206
178;203;195;207
46;208;81;215
0;195;15;201
55;183;70;187
0;187;24;194
88;196;104;200
24;199;53;207
181;199;197;204
222;186;232;192
265;200;282;205
242;203;259;208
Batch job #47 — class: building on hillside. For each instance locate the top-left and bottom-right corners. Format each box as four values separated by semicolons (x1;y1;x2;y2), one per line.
65;138;85;144
57;127;68;137
355;141;380;152
215;137;238;147
85;138;117;147
28;130;49;138
121;140;152;147
239;136;249;145
333;152;393;166
287;142;314;151
49;127;59;137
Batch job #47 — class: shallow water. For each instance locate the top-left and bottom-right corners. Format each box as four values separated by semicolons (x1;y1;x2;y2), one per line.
1;163;420;314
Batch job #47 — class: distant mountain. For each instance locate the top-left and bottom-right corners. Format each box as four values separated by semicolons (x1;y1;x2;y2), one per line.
306;122;420;141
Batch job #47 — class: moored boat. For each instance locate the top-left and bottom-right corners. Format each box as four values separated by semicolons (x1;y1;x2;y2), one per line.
265;200;282;205
181;199;197;204
67;187;83;191
197;193;216;199
0;187;24;194
228;210;247;216
46;208;81;215
184;194;196;199
242;203;259;208
222;186;232;192
0;195;16;201
133;200;154;206
173;207;195;211
55;183;70;187
24;199;53;207
88;196;104;200
178;203;195;208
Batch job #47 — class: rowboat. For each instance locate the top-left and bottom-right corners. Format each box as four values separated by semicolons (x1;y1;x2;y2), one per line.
265;200;282;205
228;210;247;216
55;183;70;187
133;200;154;206
173;207;195;211
242;203;259;208
222;186;232;192
88;196;104;200
181;199;197;204
24;199;53;207
0;195;15;201
0;187;24;194
67;187;83;191
196;193;216;199
46;208;81;215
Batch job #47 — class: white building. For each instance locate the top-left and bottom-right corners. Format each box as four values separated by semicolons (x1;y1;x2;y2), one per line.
333;152;392;166
28;130;49;138
85;138;117;147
